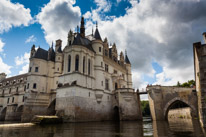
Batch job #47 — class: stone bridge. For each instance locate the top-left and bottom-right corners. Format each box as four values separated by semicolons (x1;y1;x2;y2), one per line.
147;86;198;121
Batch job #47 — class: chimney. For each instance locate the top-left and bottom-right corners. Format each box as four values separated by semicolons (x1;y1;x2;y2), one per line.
55;39;62;52
203;32;206;44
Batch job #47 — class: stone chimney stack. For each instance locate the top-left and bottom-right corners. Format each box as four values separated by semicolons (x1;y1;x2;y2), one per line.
0;73;6;82
203;32;206;44
55;39;62;52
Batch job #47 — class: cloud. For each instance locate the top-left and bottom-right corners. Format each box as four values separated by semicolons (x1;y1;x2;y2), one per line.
25;35;37;43
37;0;81;46
15;52;30;66
0;39;5;53
0;57;12;75
19;64;29;74
0;0;32;33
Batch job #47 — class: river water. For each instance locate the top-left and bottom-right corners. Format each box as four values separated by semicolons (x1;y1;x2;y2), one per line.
0;117;205;137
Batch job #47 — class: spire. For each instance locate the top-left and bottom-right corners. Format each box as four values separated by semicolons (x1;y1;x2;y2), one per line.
94;21;102;41
125;50;131;64
80;16;85;37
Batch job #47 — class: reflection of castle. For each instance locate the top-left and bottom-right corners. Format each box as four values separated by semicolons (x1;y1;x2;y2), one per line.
0;17;142;122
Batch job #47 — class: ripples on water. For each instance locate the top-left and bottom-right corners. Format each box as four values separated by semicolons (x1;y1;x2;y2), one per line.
0;117;205;137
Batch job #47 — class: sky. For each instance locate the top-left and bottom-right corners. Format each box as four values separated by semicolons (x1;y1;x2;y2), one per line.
0;0;206;100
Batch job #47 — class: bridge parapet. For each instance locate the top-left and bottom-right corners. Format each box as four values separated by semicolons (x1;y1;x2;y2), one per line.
147;86;198;121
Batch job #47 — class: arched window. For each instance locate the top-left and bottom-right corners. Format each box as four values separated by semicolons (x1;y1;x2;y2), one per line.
83;56;85;73
88;59;91;75
68;55;71;72
75;55;79;71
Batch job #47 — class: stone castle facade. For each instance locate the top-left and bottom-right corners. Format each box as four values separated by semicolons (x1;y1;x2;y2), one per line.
193;32;206;127
0;17;142;122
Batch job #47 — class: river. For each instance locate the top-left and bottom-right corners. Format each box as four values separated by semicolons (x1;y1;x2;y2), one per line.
0;117;205;137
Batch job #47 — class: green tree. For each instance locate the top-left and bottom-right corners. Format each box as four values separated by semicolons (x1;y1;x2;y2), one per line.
176;80;195;87
141;101;151;116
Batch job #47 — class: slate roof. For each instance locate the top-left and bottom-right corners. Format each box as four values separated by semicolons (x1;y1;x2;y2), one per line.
33;47;55;62
71;33;95;52
94;28;102;41
125;55;131;64
33;48;48;61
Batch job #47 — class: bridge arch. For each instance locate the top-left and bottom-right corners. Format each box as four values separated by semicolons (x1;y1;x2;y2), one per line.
163;97;197;120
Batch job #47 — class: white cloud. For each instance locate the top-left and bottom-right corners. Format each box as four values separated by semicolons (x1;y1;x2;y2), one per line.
0;57;12;75
0;0;32;33
19;64;29;74
25;35;36;43
15;52;30;66
0;39;5;53
25;35;37;43
37;0;81;46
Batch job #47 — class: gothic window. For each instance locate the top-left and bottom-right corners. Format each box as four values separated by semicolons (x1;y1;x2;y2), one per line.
33;83;37;89
88;59;91;75
83;57;85;74
75;55;79;71
68;55;71;72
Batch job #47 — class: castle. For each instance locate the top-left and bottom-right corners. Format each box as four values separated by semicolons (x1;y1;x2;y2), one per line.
0;17;142;122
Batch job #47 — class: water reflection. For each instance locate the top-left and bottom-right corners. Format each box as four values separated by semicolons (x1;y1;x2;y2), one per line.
0;118;205;137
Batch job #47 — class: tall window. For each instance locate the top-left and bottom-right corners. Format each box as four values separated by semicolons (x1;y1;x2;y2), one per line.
9;88;11;94
22;96;24;102
7;98;9;104
105;79;109;90
35;67;38;72
12;97;14;103
16;87;18;93
83;57;85;73
105;64;109;72
33;83;37;89
24;85;26;91
29;67;32;72
88;59;91;75
68;55;71;72
75;55;79;71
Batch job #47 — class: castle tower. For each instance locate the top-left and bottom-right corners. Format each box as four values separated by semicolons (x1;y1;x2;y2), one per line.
92;22;105;91
54;40;63;90
125;51;132;88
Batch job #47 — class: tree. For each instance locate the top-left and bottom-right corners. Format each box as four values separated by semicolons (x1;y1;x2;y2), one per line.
176;80;195;87
141;101;151;116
